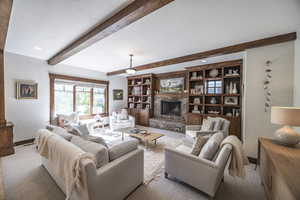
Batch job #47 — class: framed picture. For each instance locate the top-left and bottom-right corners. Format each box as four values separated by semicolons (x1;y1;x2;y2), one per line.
113;89;123;100
224;96;238;105
16;81;38;99
160;77;184;93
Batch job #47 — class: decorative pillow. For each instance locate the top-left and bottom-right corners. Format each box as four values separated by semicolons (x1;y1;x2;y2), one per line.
190;136;209;156
70;124;90;136
57;112;79;125
201;119;215;131
199;132;224;160
49;125;73;141
71;136;109;168
119;109;129;120
207;117;224;131
81;135;108;148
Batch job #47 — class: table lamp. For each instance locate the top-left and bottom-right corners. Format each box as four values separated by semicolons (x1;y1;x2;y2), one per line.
271;107;300;146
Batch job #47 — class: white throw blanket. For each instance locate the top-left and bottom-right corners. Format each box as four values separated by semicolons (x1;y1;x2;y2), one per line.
35;129;96;200
220;135;249;178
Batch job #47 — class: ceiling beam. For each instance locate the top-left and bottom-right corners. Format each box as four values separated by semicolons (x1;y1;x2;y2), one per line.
0;0;13;125
47;0;174;65
107;32;297;76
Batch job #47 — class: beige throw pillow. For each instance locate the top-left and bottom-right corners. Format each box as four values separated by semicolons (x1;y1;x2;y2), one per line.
199;132;224;160
190;136;209;156
201;119;214;131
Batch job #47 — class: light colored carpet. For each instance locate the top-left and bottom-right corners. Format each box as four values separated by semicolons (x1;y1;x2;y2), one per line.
1;127;266;200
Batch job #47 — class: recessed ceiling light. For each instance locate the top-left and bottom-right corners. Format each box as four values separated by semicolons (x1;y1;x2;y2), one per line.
34;46;42;51
201;60;207;63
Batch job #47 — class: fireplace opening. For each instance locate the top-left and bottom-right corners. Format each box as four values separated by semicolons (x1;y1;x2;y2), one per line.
161;101;181;116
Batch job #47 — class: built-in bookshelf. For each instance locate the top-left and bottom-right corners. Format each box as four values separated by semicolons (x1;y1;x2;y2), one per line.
186;59;243;139
127;74;154;126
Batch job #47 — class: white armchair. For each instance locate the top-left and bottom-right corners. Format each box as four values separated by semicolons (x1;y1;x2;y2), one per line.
186;117;230;140
110;115;135;131
164;143;232;198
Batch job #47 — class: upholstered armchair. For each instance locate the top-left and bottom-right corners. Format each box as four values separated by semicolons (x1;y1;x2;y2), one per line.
110;110;135;131
164;143;232;198
186;117;230;139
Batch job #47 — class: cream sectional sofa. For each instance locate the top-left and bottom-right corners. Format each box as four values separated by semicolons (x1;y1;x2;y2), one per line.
39;129;144;200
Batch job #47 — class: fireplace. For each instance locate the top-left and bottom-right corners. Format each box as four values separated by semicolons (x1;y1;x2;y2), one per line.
161;101;181;116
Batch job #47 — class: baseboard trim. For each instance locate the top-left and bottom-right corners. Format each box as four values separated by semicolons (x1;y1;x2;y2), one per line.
14;138;35;146
248;157;257;164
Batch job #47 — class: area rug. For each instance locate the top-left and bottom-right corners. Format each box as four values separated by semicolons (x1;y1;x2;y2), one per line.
141;135;182;184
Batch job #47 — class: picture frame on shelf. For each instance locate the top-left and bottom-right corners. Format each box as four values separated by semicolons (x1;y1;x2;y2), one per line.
224;96;238;105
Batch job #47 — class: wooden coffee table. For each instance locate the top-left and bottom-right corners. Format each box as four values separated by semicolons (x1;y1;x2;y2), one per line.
130;132;164;147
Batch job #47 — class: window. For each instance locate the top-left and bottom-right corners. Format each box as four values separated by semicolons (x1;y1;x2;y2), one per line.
93;87;105;114
206;80;222;94
76;86;91;115
50;74;108;120
54;83;74;115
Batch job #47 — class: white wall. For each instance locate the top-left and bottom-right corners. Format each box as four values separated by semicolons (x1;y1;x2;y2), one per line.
4;52;108;142
294;30;300;132
109;76;128;114
243;42;295;158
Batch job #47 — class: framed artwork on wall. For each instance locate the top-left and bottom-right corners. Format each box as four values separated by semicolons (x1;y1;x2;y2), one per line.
160;77;184;93
16;81;38;99
113;89;123;100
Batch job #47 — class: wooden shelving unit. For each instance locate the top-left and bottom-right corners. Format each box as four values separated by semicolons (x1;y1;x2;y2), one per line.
127;74;154;126
186;59;243;139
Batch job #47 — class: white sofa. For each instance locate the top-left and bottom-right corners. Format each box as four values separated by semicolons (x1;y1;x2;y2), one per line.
164;137;232;198
39;130;144;200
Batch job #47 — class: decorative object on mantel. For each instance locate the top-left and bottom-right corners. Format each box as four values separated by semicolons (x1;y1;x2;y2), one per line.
16;80;38;99
264;60;272;112
113;89;123;100
209;69;219;78
271;106;300;146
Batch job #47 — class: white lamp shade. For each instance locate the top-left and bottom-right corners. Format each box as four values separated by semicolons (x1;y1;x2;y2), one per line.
271;107;300;126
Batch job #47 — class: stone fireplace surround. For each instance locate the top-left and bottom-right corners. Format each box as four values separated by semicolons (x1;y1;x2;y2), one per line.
149;94;187;133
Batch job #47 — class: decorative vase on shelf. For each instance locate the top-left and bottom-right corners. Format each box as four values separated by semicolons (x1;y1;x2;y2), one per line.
226;84;230;94
210;97;217;104
229;82;233;94
232;83;238;94
209;69;219;78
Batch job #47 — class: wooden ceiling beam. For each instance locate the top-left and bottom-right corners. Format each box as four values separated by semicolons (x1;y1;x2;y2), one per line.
107;32;297;76
47;0;174;65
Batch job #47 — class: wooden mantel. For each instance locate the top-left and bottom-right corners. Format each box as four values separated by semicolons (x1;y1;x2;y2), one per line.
0;0;15;156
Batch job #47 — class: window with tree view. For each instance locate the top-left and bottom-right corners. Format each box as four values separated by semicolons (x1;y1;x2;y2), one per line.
54;80;107;116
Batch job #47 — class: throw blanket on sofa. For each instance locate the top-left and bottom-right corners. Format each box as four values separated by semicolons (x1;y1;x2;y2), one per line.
220;135;249;178
35;129;96;200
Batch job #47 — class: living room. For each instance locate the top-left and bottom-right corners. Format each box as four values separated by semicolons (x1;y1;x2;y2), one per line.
0;0;300;200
